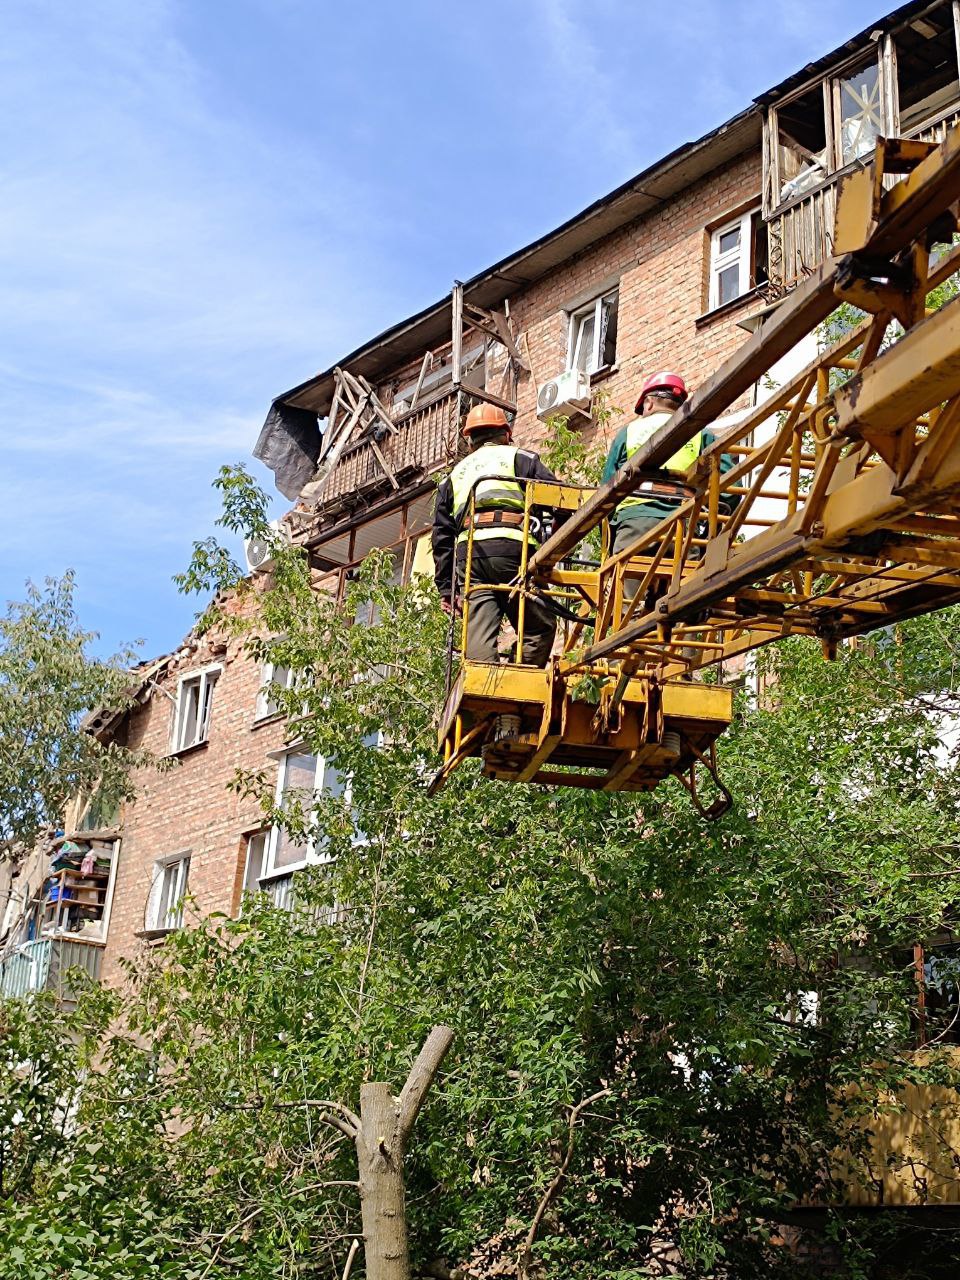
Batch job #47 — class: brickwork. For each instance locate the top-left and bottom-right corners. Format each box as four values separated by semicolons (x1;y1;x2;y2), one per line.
101;615;288;988
380;147;764;469
103;146;766;985
509;149;765;457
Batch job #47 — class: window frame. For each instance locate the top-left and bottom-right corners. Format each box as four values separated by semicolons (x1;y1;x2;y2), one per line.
765;45;890;215
147;851;191;932
708;210;757;312
566;288;619;376
171;665;221;752
263;733;382;878
255;661;296;722
831;54;886;171
263;748;347;878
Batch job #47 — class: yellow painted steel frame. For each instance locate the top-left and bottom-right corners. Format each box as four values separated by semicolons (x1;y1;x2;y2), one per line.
435;125;960;808
435;474;734;805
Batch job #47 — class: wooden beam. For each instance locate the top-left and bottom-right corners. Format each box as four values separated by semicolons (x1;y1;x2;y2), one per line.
461;385;517;414
452;282;463;386
410;351;431;410
368;436;400;490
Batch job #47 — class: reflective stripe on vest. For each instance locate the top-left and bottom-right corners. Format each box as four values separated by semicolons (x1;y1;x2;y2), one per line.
450;445;527;545
617;412;703;513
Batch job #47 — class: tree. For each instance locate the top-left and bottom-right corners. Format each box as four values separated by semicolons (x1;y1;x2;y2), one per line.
0;574;147;849
3;469;960;1278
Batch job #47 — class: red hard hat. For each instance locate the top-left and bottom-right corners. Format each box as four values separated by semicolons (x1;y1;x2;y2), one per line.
462;403;512;437
635;371;688;414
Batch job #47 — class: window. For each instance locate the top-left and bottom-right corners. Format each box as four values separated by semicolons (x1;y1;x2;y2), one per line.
172;667;219;751
147;853;191;931
261;735;381;882
836;60;883;166
771;52;884;208
255;662;295;721
241;830;269;897
567;289;619;375
707;210;768;311
772;80;829;207
265;750;346;875
910;941;960;1047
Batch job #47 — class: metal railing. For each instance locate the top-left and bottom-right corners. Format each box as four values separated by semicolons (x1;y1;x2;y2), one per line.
0;936;103;1002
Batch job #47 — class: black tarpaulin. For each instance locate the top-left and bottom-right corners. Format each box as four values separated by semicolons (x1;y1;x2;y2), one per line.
253;401;322;500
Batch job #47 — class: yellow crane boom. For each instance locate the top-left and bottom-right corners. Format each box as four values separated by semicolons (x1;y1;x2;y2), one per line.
433;126;960;814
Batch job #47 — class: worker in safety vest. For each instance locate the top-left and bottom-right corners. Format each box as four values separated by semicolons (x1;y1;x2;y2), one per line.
603;371;733;562
432;403;566;665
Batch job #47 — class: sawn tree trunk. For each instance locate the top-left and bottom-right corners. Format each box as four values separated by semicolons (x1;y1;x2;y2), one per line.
352;1025;454;1280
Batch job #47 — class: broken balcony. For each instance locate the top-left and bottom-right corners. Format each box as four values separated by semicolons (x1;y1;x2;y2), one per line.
303;382;465;517
762;3;960;290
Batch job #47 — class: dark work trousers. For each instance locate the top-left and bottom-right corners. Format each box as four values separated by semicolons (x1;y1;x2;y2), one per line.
611;516;663;601
611;514;702;673
456;539;556;665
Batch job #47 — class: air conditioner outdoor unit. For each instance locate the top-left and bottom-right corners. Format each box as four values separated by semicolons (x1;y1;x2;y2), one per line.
536;368;591;422
244;519;288;574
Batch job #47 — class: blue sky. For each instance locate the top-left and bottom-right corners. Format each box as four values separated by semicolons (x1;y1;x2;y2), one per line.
1;0;890;660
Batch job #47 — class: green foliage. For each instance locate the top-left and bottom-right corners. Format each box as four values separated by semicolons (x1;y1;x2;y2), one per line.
6;474;960;1277
0;574;148;846
538;389;618;487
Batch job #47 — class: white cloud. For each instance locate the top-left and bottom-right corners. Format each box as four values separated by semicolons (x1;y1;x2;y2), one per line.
0;0;396;652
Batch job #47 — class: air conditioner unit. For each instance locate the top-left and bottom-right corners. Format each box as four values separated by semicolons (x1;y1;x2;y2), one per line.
536;368;591;422
244;519;288;574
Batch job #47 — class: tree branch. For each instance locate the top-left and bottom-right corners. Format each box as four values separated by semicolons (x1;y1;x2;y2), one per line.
397;1025;455;1145
341;1237;360;1280
518;1089;611;1279
227;1096;361;1140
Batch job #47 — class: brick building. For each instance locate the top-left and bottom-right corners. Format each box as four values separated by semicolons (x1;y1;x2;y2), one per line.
3;0;960;1213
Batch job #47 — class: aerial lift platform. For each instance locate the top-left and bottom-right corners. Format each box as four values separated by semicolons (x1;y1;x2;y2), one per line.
433;126;960;814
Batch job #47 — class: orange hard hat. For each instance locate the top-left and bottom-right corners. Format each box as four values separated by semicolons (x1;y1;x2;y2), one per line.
635;371;688;414
462;403;512;437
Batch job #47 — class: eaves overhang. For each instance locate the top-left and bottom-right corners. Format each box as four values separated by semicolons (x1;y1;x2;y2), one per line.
754;0;940;106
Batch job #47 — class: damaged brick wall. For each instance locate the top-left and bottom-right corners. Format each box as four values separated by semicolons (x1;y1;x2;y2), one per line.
101;607;288;988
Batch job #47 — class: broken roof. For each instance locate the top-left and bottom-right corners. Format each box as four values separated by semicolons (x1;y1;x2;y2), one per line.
263;0;935;428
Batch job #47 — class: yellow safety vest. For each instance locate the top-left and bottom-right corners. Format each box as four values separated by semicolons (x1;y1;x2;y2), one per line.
617;411;703;515
450;445;528;546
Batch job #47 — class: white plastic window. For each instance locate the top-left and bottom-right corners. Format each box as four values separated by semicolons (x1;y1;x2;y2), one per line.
172;667;219;751
264;735;381;877
708;212;754;310
255;662;295;721
567;290;619;375
264;751;345;876
148;853;191;931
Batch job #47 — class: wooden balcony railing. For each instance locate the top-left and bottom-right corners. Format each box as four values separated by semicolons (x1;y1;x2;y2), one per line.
314;387;462;511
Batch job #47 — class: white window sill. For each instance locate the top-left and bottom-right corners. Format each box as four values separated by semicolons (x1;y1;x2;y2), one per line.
696;286;766;328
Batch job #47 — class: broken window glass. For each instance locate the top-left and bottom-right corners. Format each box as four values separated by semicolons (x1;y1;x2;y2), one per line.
838;61;883;165
568;289;619;375
172;669;219;751
775;82;828;205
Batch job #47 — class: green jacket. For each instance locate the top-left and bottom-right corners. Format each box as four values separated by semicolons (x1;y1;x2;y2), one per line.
602;421;735;528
